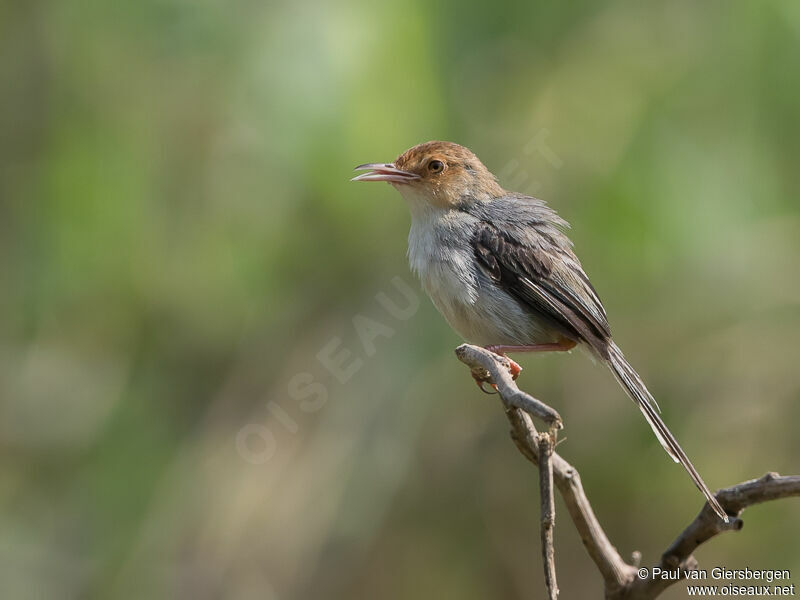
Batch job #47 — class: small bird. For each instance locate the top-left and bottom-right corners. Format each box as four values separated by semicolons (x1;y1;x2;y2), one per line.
353;140;727;521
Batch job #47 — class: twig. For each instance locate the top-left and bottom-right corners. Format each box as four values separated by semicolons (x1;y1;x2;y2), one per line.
507;408;636;593
626;472;800;599
454;343;800;599
455;344;562;429
457;344;634;594
538;431;558;599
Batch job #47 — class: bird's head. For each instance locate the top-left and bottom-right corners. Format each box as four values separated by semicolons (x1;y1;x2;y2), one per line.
352;141;504;213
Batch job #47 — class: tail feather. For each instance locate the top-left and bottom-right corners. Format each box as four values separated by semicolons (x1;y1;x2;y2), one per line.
607;342;728;522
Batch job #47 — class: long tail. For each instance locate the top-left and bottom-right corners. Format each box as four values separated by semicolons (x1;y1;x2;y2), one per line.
607;342;728;522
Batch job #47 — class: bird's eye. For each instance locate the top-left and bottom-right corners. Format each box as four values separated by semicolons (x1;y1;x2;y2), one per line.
428;159;444;173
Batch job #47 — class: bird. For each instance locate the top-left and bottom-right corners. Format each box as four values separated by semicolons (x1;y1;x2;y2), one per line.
352;140;727;521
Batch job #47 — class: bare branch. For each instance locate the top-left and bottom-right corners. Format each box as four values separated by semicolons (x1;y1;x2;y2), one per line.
626;473;800;599
455;344;562;429
508;408;636;593
538;431;559;599
457;345;635;593
454;343;800;600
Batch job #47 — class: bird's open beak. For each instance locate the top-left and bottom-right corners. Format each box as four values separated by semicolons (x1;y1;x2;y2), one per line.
351;163;421;184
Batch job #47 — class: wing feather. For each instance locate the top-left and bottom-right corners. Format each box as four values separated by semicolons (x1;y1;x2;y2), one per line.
472;219;611;358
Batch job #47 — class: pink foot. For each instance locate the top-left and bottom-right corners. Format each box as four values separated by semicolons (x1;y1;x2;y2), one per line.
507;358;522;380
484;347;523;380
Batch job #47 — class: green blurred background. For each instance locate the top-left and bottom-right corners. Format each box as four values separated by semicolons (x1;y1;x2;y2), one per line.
2;0;799;598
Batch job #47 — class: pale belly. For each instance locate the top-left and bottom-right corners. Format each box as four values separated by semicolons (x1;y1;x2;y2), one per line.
420;267;560;347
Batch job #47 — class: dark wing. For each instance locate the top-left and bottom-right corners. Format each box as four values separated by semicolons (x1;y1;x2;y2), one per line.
470;211;729;521
473;220;612;358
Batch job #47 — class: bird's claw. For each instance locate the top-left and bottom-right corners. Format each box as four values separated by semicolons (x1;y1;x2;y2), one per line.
476;379;498;394
471;368;498;394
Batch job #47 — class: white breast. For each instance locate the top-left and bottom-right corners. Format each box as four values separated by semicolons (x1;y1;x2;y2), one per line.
406;208;550;347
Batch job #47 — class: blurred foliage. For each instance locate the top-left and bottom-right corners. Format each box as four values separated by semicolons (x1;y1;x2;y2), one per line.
1;0;799;598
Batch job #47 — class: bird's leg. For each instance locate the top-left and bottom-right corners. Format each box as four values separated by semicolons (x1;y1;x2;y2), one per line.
485;339;577;380
487;339;578;356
